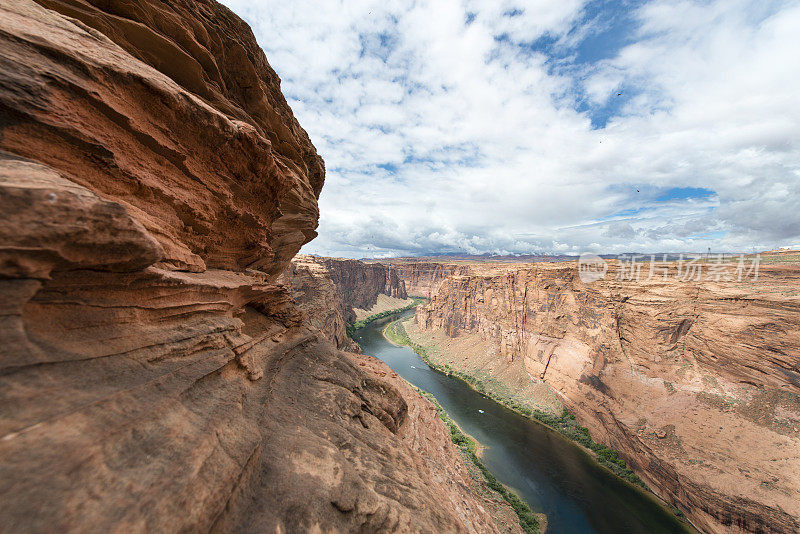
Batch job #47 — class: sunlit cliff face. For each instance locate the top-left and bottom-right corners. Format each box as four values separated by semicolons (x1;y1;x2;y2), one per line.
409;260;800;534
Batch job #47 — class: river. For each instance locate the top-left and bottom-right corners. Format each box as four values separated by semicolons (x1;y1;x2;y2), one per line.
354;310;696;534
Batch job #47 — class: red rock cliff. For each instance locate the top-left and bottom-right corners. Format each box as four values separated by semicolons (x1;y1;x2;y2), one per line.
416;262;800;534
0;2;506;532
319;258;408;323
277;255;361;352
1;0;323;274
388;261;468;298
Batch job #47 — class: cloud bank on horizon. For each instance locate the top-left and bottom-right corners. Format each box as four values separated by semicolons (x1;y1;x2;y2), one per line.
222;0;800;258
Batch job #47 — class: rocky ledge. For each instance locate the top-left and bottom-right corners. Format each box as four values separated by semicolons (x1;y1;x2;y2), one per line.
278;255;409;352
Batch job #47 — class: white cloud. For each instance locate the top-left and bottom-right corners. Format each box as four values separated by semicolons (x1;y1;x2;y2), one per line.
222;0;800;257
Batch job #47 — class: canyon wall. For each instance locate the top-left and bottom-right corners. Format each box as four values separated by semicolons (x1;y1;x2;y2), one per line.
416;262;800;534
388;261;468;298
320;258;408;322
0;2;506;532
277;255;359;352
278;255;408;351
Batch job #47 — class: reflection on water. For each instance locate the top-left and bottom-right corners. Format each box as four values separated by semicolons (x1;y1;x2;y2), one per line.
355;310;695;534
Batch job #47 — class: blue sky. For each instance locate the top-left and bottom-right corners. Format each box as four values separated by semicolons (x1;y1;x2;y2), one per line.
222;0;800;257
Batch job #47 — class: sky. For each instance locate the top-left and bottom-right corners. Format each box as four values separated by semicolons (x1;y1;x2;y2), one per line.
221;0;800;258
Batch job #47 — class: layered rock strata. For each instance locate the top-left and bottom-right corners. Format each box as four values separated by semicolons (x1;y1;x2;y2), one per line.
0;2;506;532
278;255;360;352
278;255;410;350
387;261;468;298
416;261;800;534
320;258;408;322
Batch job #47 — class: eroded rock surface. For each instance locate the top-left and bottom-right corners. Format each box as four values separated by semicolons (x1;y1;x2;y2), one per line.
1;0;322;273
0;2;504;532
278;255;410;351
414;261;800;534
321;258;408;322
278;255;361;352
386;260;468;298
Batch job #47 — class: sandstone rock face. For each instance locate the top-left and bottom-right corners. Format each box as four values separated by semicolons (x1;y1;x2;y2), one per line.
1;0;322;274
389;261;468;298
416;262;800;534
278;255;360;352
279;256;409;351
0;2;504;532
320;258;408;323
